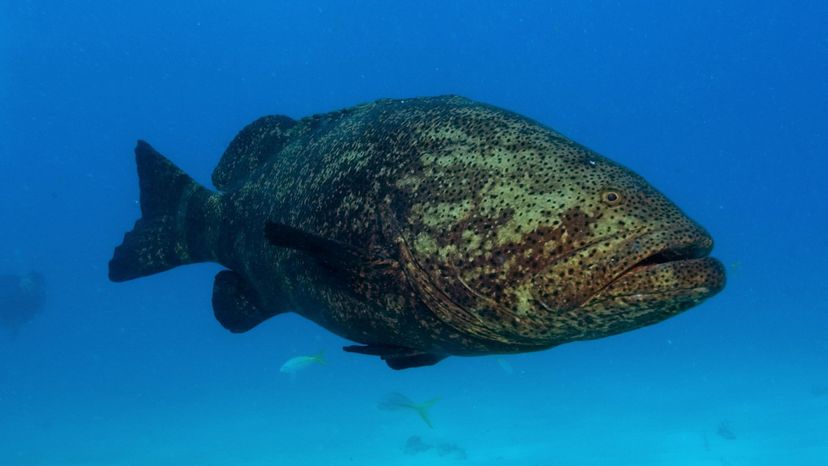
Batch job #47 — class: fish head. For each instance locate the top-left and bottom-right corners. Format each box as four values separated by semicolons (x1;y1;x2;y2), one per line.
400;112;725;348
521;148;727;343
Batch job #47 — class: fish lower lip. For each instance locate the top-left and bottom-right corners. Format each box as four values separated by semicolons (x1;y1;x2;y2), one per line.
578;256;725;329
581;232;716;305
609;256;727;296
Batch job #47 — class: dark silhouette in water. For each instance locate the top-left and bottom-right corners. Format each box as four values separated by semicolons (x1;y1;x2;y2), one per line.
403;436;432;454
403;435;467;459
811;385;828;397
435;442;467;459
716;420;736;440
0;272;45;335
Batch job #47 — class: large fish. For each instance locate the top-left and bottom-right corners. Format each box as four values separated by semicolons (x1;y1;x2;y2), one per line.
109;96;725;369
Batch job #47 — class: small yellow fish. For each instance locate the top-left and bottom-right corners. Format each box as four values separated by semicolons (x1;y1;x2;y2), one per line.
378;392;440;428
280;351;326;374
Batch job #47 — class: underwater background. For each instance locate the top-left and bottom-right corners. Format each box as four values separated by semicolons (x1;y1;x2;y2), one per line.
1;1;826;464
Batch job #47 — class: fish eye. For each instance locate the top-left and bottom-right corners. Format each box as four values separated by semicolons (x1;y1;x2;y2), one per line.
602;190;622;205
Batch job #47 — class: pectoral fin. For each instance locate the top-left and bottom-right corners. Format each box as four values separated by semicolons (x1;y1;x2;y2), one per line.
264;222;395;279
343;344;446;370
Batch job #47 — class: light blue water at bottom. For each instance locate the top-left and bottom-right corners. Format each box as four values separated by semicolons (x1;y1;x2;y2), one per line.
2;271;825;465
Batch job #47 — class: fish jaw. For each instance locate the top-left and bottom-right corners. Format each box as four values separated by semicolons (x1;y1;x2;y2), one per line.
575;255;726;339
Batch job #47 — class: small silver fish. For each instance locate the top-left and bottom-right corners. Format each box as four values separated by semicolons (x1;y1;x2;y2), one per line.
280;351;326;374
495;356;514;375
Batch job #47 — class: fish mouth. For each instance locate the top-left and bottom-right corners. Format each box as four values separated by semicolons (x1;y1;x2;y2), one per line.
568;230;726;340
595;230;726;303
623;237;713;276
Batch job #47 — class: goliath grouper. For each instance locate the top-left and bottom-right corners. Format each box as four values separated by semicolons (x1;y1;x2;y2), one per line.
109;96;725;369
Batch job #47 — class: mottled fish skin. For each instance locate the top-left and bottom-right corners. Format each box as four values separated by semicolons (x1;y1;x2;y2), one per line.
114;96;725;361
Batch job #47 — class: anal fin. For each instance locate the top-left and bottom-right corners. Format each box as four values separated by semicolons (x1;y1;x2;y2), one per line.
343;344;446;370
212;270;283;333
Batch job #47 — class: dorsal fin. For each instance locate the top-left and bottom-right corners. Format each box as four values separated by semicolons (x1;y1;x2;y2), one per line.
212;115;296;191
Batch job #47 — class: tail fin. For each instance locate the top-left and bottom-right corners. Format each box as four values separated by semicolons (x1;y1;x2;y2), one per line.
109;141;213;282
413;398;440;428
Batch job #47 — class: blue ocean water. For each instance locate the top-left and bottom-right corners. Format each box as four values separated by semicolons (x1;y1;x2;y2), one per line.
1;1;826;464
